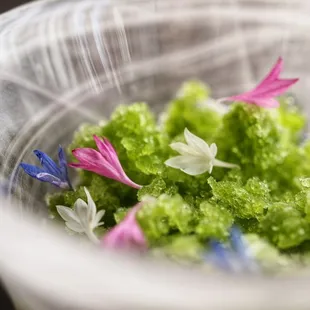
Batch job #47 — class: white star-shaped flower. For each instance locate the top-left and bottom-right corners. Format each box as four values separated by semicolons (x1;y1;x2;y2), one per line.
165;128;239;176
56;187;105;243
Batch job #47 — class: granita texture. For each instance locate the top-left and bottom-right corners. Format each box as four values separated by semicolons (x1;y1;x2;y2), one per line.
19;55;309;274
44;79;310;272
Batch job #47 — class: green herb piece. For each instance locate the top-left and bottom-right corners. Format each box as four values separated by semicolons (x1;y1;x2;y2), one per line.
195;201;233;240
260;203;310;249
152;235;204;262
214;103;287;180
245;234;292;271
163;80;222;141
208;176;270;219
114;208;129;224
278;95;305;143
137;177;178;200
137;194;195;243
68;122;106;155
102;102;168;184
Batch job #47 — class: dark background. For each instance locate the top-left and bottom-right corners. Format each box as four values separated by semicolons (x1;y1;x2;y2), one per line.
0;7;27;302
0;0;30;13
0;2;31;310
0;0;23;293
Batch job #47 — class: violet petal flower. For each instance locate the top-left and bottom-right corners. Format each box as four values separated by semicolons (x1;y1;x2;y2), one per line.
206;226;259;273
223;57;299;108
20;146;72;189
208;240;234;272
229;226;259;273
101;204;147;250
69;135;142;189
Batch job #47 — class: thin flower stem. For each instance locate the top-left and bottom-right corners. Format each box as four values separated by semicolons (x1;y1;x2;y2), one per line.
86;229;99;244
68;182;74;191
213;159;239;169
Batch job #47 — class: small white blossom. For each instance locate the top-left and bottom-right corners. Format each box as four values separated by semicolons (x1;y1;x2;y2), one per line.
165;128;239;176
56;187;105;243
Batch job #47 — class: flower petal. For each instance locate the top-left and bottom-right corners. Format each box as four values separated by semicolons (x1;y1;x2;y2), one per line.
68;162;88;169
119;177;142;189
130;224;146;247
225;58;298;109
84;187;96;222
65;221;85;233
33;150;61;177
208;240;234;272
74;198;89;229
71;140;142;190
101;205;146;250
71;149;120;180
208;163;214;174
165;155;211;176
210;143;217;157
58;145;71;185
256;57;283;88
36;172;69;188
230;226;246;257
20;163;44;178
94;136;138;186
71;148;104;166
56;205;80;224
229;226;260;273
94;136;116;165
170;142;200;156
184;128;212;158
58;145;67;169
94;209;105;227
255;79;299;98
250;97;280;108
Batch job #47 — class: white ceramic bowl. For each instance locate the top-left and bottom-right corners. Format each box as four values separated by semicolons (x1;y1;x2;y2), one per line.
1;0;310;309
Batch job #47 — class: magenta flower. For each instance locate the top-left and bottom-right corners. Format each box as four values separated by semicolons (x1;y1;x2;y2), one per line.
222;57;299;108
69;135;142;189
101;204;147;251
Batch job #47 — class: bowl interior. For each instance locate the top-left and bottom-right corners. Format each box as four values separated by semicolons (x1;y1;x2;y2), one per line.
2;1;310;213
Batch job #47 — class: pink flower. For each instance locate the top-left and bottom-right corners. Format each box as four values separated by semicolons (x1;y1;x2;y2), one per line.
101;204;147;251
222;57;299;108
69;135;142;189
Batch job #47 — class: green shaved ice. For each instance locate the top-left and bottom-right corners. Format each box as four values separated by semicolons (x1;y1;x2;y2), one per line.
163;80;222;142
114;208;129;223
137;194;195;243
246;234;293;270
102;102;168;182
278;95;306;143
208;176;270;219
68;122;106;156
137;177;178;200
214;103;287;181
46;192;65;218
260;203;310;249
214;102;310;194
195;202;233;240
47;80;310;271
151;235;204;262
300;178;310;189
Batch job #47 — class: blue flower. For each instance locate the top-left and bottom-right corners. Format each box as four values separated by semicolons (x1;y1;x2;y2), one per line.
208;239;234;272
20;146;73;190
207;226;259;273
